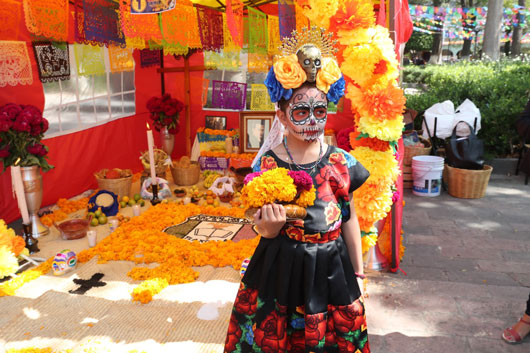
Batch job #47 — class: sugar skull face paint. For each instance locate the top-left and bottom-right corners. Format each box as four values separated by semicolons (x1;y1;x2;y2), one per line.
284;86;328;141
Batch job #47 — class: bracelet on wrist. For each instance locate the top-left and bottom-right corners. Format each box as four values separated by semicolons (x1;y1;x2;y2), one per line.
355;272;366;280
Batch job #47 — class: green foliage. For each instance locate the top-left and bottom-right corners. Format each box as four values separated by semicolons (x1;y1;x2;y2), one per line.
404;58;530;157
405;32;434;53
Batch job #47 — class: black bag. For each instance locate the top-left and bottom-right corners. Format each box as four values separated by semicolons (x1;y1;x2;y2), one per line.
445;121;484;170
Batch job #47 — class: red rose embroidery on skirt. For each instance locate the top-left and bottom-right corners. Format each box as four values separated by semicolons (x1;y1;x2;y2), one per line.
234;284;259;315
330;301;365;333
254;307;288;352
304;312;327;347
224;314;242;352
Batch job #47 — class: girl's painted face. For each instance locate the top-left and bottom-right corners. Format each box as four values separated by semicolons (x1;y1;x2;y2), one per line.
283;86;328;141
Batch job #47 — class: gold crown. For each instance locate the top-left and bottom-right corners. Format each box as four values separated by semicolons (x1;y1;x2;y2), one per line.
278;26;338;57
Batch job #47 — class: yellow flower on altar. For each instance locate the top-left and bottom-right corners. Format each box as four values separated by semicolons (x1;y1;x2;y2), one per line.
273;54;307;89
316;57;341;93
350;147;399;185
0;245;19;280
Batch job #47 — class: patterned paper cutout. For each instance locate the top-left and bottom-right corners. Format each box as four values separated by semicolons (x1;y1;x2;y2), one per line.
225;0;244;48
296;3;310;33
212;80;247;110
268;15;282;56
0;0;21;41
109;46;134;73
196;5;223;52
247;7;268;54
161;0;202;55
75;0;125;48
32;42;70;82
0;41;33;87
140;49;161;67
119;0;162;42
204;51;241;71
250;84;275;111
248;52;272;73
278;0;296;39
223;14;241;52
23;0;68;41
74;44;105;76
126;37;147;50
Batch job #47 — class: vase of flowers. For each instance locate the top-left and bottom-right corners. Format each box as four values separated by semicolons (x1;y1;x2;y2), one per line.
146;94;185;157
0;103;53;237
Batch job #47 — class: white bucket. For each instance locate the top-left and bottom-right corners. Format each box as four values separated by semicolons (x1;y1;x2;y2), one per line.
411;155;445;197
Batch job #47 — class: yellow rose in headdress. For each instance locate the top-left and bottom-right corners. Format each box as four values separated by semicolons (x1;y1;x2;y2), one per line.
273;54;307;89
316;57;341;93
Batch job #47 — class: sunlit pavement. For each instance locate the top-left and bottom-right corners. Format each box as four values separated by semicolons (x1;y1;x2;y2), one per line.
365;173;530;352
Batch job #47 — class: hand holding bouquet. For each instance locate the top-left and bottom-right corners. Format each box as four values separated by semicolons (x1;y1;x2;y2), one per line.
241;168;316;221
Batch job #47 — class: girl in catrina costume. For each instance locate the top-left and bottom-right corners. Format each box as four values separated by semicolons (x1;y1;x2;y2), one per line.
224;27;371;353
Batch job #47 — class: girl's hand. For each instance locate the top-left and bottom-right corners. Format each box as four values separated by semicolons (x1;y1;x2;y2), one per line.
253;204;286;239
357;277;366;298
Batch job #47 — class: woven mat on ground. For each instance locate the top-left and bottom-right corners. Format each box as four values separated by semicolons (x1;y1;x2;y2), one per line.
0;257;241;352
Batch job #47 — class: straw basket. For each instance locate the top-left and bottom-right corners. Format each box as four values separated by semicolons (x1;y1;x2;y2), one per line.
446;164;493;199
140;149;168;176
94;169;132;198
404;137;432;166
170;161;200;186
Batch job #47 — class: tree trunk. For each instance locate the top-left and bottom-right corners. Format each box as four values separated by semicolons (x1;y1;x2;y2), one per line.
460;0;473;58
482;0;504;60
511;0;526;57
429;0;443;64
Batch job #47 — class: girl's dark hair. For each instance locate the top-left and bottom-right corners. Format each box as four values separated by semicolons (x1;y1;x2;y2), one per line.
277;82;328;112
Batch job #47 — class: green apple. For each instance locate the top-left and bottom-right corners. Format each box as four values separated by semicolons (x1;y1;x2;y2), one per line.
90;218;99;227
98;215;107;225
94;209;103;217
128;199;136;206
134;193;141;201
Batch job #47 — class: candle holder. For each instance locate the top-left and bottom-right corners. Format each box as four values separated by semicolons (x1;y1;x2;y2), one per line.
150;183;162;206
22;223;39;254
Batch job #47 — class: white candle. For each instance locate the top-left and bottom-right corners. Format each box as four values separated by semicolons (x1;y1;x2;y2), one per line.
87;230;97;247
146;123;157;185
11;165;30;225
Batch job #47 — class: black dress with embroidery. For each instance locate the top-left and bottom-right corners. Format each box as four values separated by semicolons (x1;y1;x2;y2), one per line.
224;145;371;353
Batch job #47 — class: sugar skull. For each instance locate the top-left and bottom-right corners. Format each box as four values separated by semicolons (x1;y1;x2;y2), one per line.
283;85;328;141
296;44;322;83
53;249;77;276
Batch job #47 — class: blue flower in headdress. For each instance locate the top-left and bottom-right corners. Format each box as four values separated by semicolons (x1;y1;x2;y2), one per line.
327;75;346;105
264;67;293;103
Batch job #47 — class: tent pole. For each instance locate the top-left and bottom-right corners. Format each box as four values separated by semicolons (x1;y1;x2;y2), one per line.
184;56;191;156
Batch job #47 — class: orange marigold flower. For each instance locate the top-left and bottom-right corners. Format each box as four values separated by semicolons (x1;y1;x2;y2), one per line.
349;131;390;152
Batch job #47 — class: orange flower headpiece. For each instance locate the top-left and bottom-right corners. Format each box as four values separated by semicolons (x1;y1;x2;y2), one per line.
264;26;345;104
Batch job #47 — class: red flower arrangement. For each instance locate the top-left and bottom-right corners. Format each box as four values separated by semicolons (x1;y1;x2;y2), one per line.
0;103;53;171
146;93;185;134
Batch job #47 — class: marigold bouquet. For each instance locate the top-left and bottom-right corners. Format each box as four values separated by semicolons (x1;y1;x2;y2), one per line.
241;168;316;212
146;93;185;134
0;103;53;171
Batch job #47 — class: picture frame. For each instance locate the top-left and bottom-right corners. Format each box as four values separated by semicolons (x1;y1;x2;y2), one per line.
240;112;275;153
205;115;227;130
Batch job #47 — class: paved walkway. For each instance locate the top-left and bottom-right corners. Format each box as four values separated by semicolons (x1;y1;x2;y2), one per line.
365;173;530;352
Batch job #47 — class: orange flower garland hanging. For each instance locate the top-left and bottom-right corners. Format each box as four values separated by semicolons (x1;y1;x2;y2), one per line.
296;0;405;253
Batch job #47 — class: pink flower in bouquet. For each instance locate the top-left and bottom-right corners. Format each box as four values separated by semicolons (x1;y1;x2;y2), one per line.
288;170;313;192
244;171;263;185
0;103;53;171
146;94;185;133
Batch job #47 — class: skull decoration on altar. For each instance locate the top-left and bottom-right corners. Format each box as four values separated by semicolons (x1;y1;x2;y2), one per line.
296;44;322;83
52;249;77;276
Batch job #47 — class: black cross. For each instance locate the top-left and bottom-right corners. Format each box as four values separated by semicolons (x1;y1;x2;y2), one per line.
69;273;107;295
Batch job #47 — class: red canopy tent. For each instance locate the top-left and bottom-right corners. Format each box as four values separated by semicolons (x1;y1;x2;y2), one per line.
0;0;412;270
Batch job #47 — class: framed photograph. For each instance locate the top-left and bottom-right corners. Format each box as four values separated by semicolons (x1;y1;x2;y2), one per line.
240;112;275;153
205;115;227;130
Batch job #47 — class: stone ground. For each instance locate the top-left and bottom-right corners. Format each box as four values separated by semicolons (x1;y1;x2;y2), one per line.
365;173;530;353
